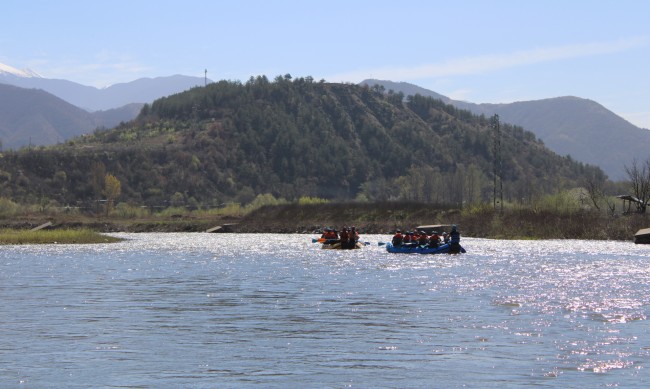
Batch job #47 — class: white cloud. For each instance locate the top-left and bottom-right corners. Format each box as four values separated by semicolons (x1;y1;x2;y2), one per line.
327;37;649;83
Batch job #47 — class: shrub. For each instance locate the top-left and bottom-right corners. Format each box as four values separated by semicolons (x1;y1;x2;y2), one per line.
0;197;19;218
297;196;329;205
155;206;190;218
244;193;288;212
115;203;151;218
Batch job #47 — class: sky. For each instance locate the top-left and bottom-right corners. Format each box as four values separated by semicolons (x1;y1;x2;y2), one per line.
2;0;650;129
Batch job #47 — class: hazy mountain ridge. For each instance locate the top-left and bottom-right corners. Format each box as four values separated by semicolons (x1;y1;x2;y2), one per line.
361;79;649;180
1;72;207;111
1;62;207;149
0;84;144;149
0;84;97;148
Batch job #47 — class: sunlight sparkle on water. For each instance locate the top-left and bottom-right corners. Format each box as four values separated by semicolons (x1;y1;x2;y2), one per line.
1;234;650;387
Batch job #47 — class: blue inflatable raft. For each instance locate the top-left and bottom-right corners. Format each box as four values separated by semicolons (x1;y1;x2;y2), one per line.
385;242;466;254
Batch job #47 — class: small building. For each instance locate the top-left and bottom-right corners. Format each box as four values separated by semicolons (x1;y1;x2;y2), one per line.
616;195;644;214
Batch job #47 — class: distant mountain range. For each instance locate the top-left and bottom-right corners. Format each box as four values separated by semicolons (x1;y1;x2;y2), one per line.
361;80;650;181
1;62;209;150
0;83;143;148
1;62;208;111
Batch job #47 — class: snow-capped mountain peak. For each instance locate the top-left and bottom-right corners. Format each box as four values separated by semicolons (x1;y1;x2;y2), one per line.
0;62;42;78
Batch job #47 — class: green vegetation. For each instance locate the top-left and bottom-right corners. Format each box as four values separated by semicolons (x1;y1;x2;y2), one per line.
0;76;646;240
0;228;123;245
0;189;646;240
0;77;604;211
235;200;648;241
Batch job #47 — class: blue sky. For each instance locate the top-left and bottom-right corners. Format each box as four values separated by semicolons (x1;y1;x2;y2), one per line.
2;0;650;129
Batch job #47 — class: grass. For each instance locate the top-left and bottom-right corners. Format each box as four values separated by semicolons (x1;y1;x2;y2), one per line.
0;228;124;245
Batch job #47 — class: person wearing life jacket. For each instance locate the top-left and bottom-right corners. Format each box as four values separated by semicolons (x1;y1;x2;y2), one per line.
321;227;338;243
339;227;350;249
417;231;428;246
320;228;330;239
339;227;349;241
392;229;403;246
428;232;440;248
349;226;359;248
442;232;450;244
403;231;412;245
448;225;461;254
325;228;338;240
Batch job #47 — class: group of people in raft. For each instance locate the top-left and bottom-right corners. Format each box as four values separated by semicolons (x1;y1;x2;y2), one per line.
320;225;462;253
321;226;361;249
392;225;462;253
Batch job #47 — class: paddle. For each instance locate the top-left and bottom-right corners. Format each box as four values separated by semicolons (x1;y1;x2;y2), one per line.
312;237;344;244
314;237;370;246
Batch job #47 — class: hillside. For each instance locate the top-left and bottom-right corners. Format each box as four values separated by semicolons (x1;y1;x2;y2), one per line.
475;97;648;181
361;79;650;181
0;77;605;208
0;83;98;148
0;84;142;149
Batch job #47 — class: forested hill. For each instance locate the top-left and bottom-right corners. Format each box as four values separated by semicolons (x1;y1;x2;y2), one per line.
0;76;605;208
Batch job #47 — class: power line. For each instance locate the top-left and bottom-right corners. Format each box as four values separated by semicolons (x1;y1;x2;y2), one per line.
492;114;503;212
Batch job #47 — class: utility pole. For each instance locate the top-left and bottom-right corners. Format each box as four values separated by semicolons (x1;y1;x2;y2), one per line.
492;114;503;212
204;69;207;87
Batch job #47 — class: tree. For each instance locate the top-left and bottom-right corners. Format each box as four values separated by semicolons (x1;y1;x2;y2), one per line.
90;161;106;214
104;173;121;216
624;158;650;213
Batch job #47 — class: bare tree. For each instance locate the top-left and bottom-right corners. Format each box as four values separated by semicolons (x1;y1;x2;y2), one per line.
624;158;650;213
585;176;617;215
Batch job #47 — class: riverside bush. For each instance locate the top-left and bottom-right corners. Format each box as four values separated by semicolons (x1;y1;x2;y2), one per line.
0;197;19;218
115;203;151;218
297;196;329;205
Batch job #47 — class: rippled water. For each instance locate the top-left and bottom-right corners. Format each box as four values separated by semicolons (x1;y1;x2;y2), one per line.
1;233;650;388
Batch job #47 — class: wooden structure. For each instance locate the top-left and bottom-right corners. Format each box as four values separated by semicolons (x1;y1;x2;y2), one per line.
30;221;53;231
634;228;650;244
205;223;236;233
616;195;644;214
415;224;452;234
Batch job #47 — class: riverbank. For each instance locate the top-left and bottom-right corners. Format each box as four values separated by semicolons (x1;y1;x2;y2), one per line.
234;203;649;241
1;202;647;241
0;228;123;244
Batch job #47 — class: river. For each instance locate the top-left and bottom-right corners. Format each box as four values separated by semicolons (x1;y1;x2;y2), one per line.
1;233;649;388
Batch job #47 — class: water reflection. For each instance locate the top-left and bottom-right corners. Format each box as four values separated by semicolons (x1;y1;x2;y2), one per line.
1;234;649;387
